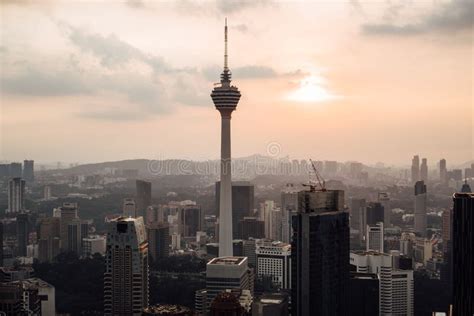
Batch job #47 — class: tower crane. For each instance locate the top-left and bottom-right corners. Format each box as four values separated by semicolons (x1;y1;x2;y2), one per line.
302;159;326;192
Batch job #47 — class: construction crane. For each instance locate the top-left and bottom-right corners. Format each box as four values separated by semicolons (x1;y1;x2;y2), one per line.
302;159;326;192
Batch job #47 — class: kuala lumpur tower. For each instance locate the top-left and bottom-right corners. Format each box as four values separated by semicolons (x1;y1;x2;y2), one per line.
211;19;241;257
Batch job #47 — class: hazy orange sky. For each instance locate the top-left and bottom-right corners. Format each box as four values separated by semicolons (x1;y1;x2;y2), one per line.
0;0;472;166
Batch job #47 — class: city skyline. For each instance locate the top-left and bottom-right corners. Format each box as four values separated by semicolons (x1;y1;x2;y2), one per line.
1;1;472;165
1;2;473;315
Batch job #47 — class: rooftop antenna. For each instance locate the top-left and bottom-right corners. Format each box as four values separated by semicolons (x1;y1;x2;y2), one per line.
224;17;228;71
219;18;231;84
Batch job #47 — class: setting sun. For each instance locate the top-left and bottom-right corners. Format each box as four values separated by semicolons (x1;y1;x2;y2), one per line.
287;75;338;103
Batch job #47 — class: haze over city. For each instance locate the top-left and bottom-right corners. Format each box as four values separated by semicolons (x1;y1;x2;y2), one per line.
1;0;472;165
1;1;474;316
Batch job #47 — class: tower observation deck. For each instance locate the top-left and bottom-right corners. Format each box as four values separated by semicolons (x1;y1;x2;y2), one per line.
211;19;241;257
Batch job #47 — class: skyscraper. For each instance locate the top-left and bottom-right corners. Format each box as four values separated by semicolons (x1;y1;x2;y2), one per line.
9;162;22;178
147;222;170;263
16;213;29;257
411;155;420;183
349;272;379;316
211;20;241;256
281;184;298;244
7;178;25;214
452;192;474;315
378;192;391;228
439;159;447;184
420;158;428;182
366;222;384;253
38;217;60;263
123;198;137;218
255;240;291;289
23;160;34;182
366;202;384;227
0;222;3;266
104;217;149;315
414;181;427;237
58;203;78;251
136;180;152;219
204;257;252;311
291;189;349;316
67;219;88;255
179;203;202;237
350;251;414;315
238;217;264;240
350;198;366;244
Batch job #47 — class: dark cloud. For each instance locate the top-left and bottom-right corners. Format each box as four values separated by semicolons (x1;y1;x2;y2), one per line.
0;59;169;119
67;26;170;72
78;108;149;121
362;0;474;35
1;66;91;96
173;77;209;107
0;0;33;6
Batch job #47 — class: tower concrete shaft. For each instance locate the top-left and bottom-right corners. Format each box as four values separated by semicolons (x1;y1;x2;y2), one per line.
211;20;241;256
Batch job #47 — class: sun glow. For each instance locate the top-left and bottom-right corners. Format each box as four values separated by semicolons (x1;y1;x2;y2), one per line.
287;75;338;103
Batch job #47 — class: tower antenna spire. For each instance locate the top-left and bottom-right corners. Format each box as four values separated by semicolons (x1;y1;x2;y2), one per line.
224;18;228;71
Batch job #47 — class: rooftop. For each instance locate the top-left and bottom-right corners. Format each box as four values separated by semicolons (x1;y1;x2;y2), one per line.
208;256;246;266
351;250;390;257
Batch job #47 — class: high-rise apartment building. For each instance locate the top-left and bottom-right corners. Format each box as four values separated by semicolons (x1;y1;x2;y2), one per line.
136;180;152;219
7;178;25;214
23;160;34;182
255;240;291;289
104;217;149;315
414;181;427;237
216;181;254;239
366;222;384;253
411;155;420;183
291;189;349;316
452;192;474;316
350;251;414;315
